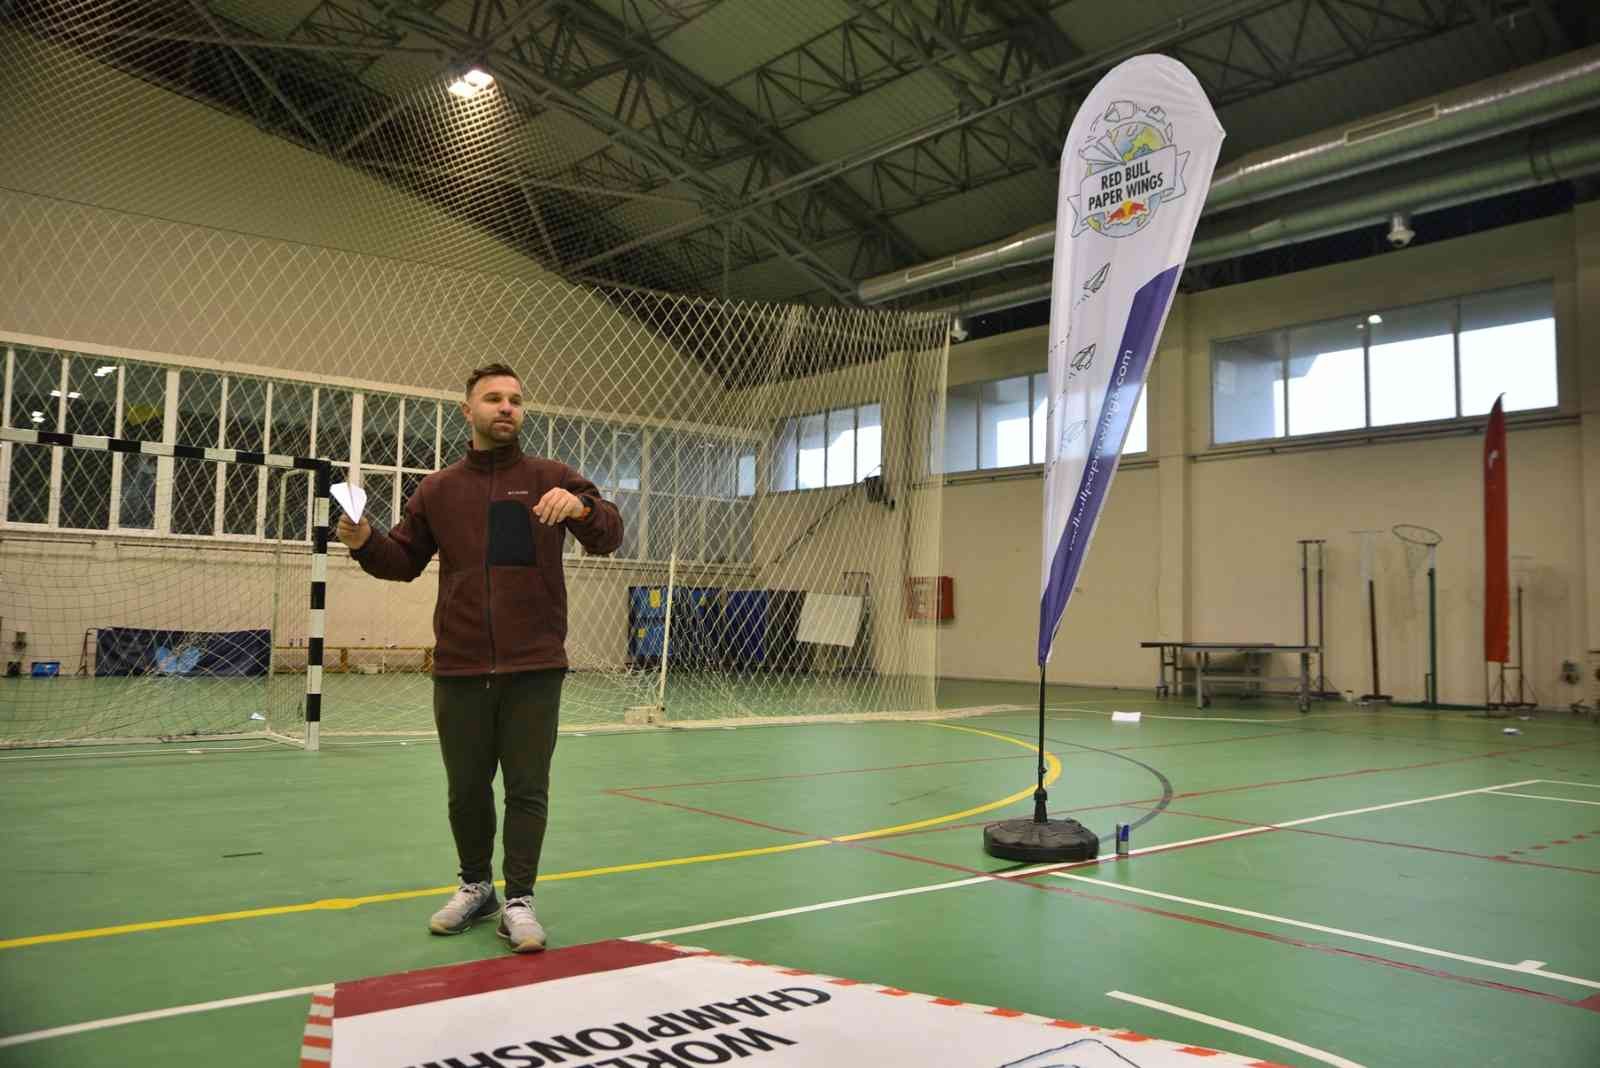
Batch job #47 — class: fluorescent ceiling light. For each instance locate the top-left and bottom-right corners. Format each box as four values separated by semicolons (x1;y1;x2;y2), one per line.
96;365;116;376
1367;314;1383;325
68;391;81;399
448;68;493;98
50;389;62;397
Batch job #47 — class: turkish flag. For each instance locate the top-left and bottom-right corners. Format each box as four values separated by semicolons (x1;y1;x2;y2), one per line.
1483;397;1509;663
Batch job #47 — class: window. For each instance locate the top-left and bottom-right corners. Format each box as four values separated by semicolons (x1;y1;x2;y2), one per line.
7;348;60;524
1212;282;1557;444
940;372;1149;475
120;363;165;531
172;370;222;536
1213;335;1284;444
222;377;267;536
1459;283;1557;415
1368;301;1454;427
268;382;313;541
1;343;757;567
1287;320;1363;436
61;356;117;531
980;377;1030;469
772;403;880;492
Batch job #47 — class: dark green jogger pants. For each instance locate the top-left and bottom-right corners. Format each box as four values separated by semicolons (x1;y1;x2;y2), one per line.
432;669;562;899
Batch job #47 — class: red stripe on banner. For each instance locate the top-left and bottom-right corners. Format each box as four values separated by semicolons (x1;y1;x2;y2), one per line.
987;1008;1024;1018
932;997;964;1006
1178;1047;1221;1057
1113;1031;1152;1042
1484;396;1510;662
1049;1020;1088;1029
334;939;686;1018
301;1035;332;1049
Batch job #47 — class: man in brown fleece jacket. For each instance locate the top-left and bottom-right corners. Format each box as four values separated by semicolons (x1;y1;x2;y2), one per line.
336;362;622;952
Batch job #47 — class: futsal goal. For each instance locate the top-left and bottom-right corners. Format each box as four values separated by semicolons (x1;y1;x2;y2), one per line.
0;425;332;750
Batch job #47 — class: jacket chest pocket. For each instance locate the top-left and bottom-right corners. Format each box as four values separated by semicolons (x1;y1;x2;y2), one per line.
487;499;537;566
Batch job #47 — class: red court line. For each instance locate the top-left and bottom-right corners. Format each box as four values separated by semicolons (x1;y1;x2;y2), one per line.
611;782;1598;1011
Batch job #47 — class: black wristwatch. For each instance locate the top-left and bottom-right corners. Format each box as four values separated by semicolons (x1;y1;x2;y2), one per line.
577;494;596;518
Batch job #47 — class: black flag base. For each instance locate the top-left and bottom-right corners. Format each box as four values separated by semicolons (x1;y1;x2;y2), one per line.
982;814;1099;862
982;667;1101;862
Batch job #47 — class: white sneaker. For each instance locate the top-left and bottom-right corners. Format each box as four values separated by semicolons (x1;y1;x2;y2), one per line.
428;880;498;934
497;895;546;953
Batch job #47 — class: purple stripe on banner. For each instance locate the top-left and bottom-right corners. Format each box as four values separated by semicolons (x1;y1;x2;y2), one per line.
1037;264;1180;664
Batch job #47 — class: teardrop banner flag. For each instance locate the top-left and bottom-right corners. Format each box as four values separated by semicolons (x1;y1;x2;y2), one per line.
1039;55;1224;665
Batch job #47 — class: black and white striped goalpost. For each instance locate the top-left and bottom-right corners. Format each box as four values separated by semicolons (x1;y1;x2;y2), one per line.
1;426;333;751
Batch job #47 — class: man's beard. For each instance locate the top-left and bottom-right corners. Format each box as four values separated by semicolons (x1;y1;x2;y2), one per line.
478;415;519;443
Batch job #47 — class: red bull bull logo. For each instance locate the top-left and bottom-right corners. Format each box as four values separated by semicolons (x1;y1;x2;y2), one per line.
1105;200;1148;224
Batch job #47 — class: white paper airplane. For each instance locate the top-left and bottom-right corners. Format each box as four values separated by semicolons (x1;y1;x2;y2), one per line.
331;482;367;522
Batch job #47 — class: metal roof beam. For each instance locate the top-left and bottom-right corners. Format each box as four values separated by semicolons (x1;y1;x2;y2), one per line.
853;0;1056;166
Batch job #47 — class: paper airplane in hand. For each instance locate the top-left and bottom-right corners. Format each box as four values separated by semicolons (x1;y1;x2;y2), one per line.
330;482;367;522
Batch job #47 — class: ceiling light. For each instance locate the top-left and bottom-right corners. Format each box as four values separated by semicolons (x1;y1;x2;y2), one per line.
68;391;81;399
30;411;45;422
448;68;493;99
50;389;62;397
1367;314;1383;325
96;366;116;376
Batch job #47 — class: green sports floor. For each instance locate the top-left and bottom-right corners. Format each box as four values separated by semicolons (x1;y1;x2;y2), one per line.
2;681;1598;1066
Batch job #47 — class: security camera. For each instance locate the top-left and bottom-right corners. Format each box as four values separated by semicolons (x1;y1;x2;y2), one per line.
1386;212;1415;249
950;317;970;342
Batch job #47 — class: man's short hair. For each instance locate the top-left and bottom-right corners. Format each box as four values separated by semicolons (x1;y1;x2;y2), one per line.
466;362;523;398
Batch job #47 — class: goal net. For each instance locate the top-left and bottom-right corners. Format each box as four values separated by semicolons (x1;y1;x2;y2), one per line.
0;9;951;744
1;428;330;748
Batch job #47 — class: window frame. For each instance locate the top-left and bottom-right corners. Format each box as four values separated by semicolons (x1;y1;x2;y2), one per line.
937;371;1151;478
1210;281;1559;448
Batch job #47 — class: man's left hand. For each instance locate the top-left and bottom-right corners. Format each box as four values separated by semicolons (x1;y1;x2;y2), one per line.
533;487;588;526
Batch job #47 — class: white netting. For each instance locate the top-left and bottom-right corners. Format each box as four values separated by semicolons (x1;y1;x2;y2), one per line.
0;7;951;744
1;457;316;746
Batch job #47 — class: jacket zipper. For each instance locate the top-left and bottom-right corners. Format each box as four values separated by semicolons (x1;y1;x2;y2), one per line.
484;460;496;684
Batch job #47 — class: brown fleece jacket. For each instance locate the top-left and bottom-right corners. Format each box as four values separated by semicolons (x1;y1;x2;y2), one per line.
349;442;623;675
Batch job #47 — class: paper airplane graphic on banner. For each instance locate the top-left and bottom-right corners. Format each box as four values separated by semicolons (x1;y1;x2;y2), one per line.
331;482;367;522
1082;263;1110;294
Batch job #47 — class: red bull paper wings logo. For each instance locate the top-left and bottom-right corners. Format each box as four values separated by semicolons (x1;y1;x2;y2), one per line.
1067;100;1190;239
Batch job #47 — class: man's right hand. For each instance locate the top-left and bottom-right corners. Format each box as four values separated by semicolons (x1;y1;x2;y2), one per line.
336;515;372;550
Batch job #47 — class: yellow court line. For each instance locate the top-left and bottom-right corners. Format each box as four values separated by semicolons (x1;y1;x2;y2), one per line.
0;720;1057;952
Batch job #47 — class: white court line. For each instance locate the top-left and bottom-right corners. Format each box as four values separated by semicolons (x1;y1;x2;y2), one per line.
1486;791;1600;807
1059;873;1600;991
1106;991;1366;1068
1532;779;1600;790
0;779;1543;1050
626;876;991;941
0;984;331;1050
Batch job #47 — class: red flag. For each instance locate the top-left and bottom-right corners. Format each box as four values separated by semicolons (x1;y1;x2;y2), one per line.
1483;397;1509;663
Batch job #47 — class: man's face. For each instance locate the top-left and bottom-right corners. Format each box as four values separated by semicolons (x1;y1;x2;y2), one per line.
462;374;525;447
